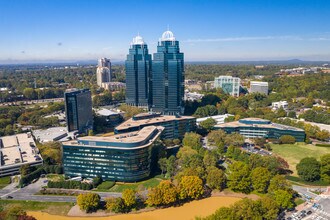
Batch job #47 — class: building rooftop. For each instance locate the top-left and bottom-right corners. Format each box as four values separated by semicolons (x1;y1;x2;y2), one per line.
215;117;304;132
250;81;269;86
115;114;195;131
0;133;42;167
32;127;69;143
96;108;121;116
63;126;164;149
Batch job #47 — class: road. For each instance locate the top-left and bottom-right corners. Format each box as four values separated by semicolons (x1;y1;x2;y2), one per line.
0;179;122;202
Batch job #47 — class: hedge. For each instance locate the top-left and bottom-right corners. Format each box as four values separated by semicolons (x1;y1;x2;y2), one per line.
47;180;93;190
315;143;330;147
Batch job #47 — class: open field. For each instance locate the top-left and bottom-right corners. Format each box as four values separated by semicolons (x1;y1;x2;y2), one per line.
0;200;74;216
270;143;330;176
28;196;241;220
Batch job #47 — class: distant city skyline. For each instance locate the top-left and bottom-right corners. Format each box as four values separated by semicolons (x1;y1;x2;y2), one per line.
1;0;330;64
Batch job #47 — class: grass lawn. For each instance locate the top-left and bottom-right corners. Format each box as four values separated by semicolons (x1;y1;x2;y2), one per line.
0;200;74;216
286;176;329;186
47;174;65;182
109;177;162;192
0;176;11;189
270;143;330;176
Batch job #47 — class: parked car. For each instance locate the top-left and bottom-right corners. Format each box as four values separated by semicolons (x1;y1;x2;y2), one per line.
6;195;13;199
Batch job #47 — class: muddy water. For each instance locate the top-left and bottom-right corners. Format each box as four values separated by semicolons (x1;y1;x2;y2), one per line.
28;196;240;220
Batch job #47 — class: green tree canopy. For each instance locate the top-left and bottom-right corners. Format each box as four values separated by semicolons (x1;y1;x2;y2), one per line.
227;161;251;193
296;157;321;182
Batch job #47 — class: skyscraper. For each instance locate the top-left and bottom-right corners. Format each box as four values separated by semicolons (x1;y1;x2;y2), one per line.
125;34;152;109
96;58;111;87
64;88;93;133
152;30;184;115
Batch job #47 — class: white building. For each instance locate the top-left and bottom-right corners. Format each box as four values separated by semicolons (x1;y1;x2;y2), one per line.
184;90;204;101
214;76;240;97
96;58;111;87
250;81;269;95
272;101;288;110
101;82;126;91
0;133;43;177
196;114;234;126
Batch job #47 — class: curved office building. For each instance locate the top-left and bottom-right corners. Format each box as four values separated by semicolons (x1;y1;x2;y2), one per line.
215;118;305;142
62;126;163;182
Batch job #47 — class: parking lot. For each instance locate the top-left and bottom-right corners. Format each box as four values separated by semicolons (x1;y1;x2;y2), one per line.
242;143;272;156
283;198;330;220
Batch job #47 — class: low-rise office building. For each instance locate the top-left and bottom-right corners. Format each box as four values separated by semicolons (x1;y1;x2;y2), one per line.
196;114;234;126
250;81;269;95
62;126;163;182
114;113;196;140
0;133;43;177
215;118;305;142
95;108;123;128
272;101;288;110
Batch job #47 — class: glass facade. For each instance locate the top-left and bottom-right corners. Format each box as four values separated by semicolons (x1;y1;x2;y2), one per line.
152;35;184;115
125;36;152;109
64;89;93;133
62;126;163;182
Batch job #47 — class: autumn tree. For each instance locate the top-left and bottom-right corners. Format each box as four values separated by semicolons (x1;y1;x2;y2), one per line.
206;166;226;191
105;197;125;213
158;180;178;205
122;189;137;209
146;187;163;207
256;196;280;220
224;132;244;147
227;161;251;193
77;193;100;213
178;176;204;200
203;151;218;168
251;167;271;193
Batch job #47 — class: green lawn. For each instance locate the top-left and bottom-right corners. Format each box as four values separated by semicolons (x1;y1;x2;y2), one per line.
0;200;74;216
0;176;11;189
109;178;162;192
270;143;330;176
46;174;65;182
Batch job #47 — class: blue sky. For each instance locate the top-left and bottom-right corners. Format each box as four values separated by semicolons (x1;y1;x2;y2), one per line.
0;0;330;63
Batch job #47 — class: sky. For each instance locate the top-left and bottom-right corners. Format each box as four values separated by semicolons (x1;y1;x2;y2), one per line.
0;0;330;63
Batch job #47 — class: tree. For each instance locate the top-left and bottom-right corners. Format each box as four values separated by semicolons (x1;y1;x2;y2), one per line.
268;175;291;193
227;161;251;193
166;155;177;178
206;166;226;191
224;133;244;147
177;146;198;168
158;157;168;176
122;189;137;208
5;206;27;220
257;196;280;220
182;132;202;150
203;151;217;168
253;137;266;148
76;193;100;212
273;189;294;209
146;187;163;207
199;118;216;132
92;176;103;188
105;197;125;213
230;198;261;219
158;180;178;205
20;164;31;176
251;167;271;193
23;88;37;100
279;135;296;144
296;157;321;182
178;176;204;200
320;154;330;183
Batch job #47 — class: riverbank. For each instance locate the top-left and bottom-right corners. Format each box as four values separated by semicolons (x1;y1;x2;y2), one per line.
28;196;241;220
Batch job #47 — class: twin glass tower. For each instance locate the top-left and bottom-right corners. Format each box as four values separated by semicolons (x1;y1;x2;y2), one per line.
125;30;184;115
